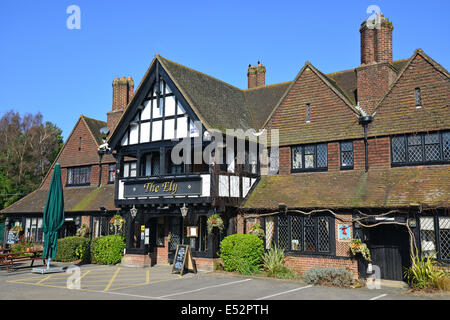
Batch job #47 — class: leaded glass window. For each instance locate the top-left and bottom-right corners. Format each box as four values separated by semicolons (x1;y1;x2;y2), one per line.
439;217;450;261
391;131;450;166
278;215;290;250
292;147;303;169
415;88;422;107
420;217;436;258
271;215;333;254
392;136;406;163
291;143;327;172
67;166;91;186
340;141;354;169
443;132;450;160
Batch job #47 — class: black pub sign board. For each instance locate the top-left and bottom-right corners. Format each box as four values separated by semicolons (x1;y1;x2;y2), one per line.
123;177;202;198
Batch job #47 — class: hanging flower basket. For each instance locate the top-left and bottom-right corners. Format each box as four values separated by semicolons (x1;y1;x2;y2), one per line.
249;224;265;240
76;224;90;238
11;225;22;235
207;214;224;233
110;215;126;234
349;238;371;262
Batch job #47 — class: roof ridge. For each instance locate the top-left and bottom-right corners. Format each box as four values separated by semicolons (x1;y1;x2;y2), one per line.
157;55;244;92
243;81;292;92
371;49;450;116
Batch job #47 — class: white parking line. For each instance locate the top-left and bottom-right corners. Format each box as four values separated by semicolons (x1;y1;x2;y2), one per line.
369;293;388;300
255;285;313;300
157;278;253;299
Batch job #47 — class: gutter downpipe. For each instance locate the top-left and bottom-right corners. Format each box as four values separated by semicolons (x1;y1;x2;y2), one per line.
358;116;373;172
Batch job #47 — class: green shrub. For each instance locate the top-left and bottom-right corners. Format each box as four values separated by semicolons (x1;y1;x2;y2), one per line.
219;234;264;273
404;253;447;290
91;235;125;265
54;236;90;263
303;267;354;287
263;244;285;273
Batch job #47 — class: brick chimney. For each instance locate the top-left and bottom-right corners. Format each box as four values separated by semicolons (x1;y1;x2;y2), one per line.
247;61;266;89
360;14;393;65
356;14;396;114
107;76;134;133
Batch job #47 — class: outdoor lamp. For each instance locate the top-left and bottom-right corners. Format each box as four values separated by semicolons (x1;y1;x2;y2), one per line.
180;204;188;218
130;205;138;218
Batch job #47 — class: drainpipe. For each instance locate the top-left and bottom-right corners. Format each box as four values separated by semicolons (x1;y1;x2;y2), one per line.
98;151;104;187
358;116;373;172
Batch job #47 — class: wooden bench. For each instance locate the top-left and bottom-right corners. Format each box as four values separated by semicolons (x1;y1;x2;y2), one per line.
0;250;46;272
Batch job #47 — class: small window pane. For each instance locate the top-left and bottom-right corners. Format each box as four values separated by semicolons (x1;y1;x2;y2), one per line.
408;135;423;163
317;144;328;168
318;217;330;252
392;136;406;163
278;215;289;250
424;133;440;162
291;216;302;251
442;132;450;160
420;217;436;258
292;147;302;169
304;216;316;252
341;142;353;167
438;217;450;261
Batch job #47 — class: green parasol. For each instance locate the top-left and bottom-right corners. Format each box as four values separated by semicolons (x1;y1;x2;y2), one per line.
41;163;65;268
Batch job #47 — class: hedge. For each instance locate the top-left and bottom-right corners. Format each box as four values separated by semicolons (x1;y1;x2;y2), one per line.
91;235;126;265
219;234;264;273
54;236;90;263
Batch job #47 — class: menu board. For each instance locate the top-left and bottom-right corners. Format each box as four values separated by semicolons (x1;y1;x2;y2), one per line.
172;244;197;275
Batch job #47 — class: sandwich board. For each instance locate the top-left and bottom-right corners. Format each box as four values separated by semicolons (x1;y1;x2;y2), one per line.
172;244;197;276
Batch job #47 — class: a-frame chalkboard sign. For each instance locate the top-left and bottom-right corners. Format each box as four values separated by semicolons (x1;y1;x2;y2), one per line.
172;244;197;275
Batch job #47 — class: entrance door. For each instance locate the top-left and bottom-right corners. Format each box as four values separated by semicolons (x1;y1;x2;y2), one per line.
367;224;411;281
168;217;183;264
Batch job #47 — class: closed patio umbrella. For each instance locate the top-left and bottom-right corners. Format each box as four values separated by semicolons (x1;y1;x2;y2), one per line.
34;164;65;272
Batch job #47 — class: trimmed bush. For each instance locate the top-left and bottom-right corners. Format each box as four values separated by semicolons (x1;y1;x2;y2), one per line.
219;234;264;273
91;235;125;265
303;267;354;287
54;236;90;263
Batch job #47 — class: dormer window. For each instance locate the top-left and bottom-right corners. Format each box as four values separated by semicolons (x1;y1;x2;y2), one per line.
415;88;422;108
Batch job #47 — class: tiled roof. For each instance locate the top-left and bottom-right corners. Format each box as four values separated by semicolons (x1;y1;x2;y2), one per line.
242;166;450;210
1;185;118;215
82;116;107;145
244;82;292;129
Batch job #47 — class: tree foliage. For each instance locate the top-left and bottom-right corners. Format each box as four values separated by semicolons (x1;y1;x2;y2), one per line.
0;110;63;209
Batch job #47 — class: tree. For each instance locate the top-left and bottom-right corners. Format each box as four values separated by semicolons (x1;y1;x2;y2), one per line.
0;110;63;210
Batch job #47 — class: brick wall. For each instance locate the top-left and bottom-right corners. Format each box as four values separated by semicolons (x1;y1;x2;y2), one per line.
369;52;450;137
265;66;362;147
356;63;397;115
41;117;115;189
284;256;358;277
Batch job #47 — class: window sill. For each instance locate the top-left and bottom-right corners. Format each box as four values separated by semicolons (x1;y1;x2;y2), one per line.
66;184;91;188
291;168;328;173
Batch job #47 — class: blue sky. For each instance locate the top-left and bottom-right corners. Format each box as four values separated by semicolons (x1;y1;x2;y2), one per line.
1;0;449;141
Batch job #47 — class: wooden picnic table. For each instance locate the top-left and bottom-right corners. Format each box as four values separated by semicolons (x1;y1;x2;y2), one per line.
0;250;46;272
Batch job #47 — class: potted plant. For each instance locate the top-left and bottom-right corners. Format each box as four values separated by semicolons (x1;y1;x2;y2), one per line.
349;238;371;262
207;214;224;233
